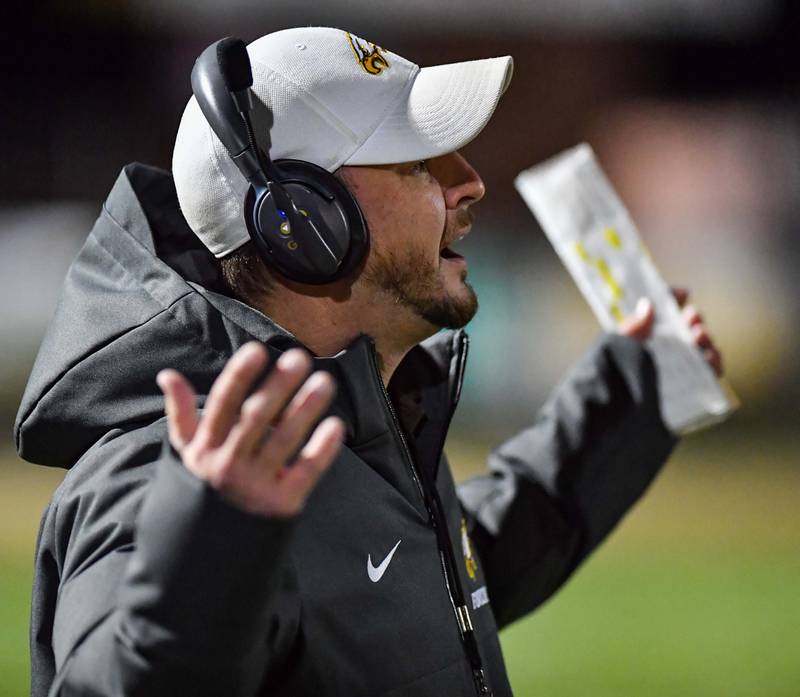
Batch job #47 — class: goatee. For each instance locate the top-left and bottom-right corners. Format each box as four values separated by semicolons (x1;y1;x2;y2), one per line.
361;245;478;329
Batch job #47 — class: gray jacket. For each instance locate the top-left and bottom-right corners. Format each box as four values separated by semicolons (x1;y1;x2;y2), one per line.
15;163;677;696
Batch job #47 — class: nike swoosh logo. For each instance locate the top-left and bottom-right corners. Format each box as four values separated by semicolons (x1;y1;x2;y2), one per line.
367;539;402;583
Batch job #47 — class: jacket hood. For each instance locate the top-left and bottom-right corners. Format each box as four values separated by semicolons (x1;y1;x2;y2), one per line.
14;164;464;470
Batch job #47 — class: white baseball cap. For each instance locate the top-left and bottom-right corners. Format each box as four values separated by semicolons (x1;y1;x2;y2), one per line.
172;27;514;258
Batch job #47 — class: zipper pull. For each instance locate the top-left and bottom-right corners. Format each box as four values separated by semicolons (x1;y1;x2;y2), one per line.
456;604;474;633
472;667;492;695
458;606;493;695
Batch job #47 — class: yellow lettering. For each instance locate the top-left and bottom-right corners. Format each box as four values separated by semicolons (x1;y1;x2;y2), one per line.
573;239;626;319
604;226;622;249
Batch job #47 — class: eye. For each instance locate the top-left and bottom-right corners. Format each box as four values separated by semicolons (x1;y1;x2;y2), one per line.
411;160;428;174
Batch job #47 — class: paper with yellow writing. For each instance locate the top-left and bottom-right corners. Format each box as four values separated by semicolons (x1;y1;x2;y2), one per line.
514;143;738;434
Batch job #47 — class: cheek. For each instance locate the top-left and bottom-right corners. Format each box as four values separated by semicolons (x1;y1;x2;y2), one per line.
416;188;447;234
355;183;399;240
364;186;446;257
395;187;447;258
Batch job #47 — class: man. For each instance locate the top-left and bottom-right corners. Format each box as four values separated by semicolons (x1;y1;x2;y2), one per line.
15;27;722;696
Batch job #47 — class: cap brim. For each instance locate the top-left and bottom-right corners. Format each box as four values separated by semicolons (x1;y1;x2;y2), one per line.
344;55;513;166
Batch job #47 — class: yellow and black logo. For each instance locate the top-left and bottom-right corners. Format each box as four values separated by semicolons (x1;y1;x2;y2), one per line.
460;518;478;581
346;32;390;76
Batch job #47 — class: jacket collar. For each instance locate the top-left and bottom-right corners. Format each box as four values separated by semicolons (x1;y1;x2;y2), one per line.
195;281;468;515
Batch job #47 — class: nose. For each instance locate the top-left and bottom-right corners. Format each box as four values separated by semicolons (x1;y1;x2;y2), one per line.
431;151;486;210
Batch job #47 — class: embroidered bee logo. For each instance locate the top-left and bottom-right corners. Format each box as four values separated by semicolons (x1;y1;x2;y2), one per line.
461;518;478;581
346;32;390;76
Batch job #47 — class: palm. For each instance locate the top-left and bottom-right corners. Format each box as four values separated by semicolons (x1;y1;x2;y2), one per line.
157;342;344;518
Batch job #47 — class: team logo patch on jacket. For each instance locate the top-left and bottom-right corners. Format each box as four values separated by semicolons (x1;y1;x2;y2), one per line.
460;518;478;581
346;32;390;75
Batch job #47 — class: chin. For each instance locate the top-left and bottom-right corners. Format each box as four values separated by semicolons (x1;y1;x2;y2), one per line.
419;280;479;330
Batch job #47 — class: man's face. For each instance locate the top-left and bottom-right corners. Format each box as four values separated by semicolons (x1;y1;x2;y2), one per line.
340;152;486;331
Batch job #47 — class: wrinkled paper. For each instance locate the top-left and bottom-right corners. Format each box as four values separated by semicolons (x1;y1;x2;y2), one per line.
515;143;738;434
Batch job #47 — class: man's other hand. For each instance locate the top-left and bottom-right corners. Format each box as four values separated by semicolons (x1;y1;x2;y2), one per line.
618;287;724;377
156;343;345;518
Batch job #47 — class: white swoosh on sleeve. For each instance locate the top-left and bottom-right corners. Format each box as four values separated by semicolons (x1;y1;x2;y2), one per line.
367;539;402;583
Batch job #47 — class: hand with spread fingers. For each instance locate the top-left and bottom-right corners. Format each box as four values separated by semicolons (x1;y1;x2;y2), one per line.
617;287;724;377
156;342;345;518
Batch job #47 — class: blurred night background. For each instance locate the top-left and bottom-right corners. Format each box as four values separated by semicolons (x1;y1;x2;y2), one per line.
2;1;799;695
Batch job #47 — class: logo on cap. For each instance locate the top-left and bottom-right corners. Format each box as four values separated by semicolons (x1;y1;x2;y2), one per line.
346;32;390;76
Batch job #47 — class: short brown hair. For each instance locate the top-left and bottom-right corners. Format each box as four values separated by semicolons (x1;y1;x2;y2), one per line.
219;241;279;306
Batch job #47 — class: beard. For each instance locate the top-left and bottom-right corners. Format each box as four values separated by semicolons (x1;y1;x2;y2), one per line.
360;242;479;329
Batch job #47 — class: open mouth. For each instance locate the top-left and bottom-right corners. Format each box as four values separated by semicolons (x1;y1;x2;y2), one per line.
439;220;471;266
439;246;464;261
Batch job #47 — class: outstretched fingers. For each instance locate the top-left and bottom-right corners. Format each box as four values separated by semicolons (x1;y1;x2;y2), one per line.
156;369;199;451
224;348;313;461
196;342;269;447
278;416;346;508
158;342;344;518
257;370;337;467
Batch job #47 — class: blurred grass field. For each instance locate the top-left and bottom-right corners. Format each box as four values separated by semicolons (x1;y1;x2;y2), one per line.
1;431;798;697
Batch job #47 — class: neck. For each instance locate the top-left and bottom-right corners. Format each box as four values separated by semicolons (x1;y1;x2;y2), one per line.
258;280;437;386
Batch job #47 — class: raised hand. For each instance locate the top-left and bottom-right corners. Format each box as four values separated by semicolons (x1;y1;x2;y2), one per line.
618;287;724;377
156;342;345;518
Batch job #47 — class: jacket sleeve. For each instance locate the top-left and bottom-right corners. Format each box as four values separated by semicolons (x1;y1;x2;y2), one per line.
456;333;678;629
45;437;296;697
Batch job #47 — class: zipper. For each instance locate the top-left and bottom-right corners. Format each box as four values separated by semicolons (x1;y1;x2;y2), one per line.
427;332;492;696
367;334;492;696
366;343;430;517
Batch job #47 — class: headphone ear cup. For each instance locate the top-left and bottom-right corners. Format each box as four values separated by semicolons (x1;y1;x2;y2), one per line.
244;160;368;285
270;159;369;281
243;184;279;270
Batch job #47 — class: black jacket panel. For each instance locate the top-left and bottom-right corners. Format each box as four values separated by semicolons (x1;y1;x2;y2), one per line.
457;333;675;628
16;164;677;697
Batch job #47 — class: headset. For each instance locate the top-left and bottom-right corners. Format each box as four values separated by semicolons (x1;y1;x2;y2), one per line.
190;37;369;285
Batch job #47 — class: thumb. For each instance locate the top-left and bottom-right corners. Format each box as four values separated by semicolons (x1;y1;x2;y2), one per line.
618;297;654;340
156;369;199;451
